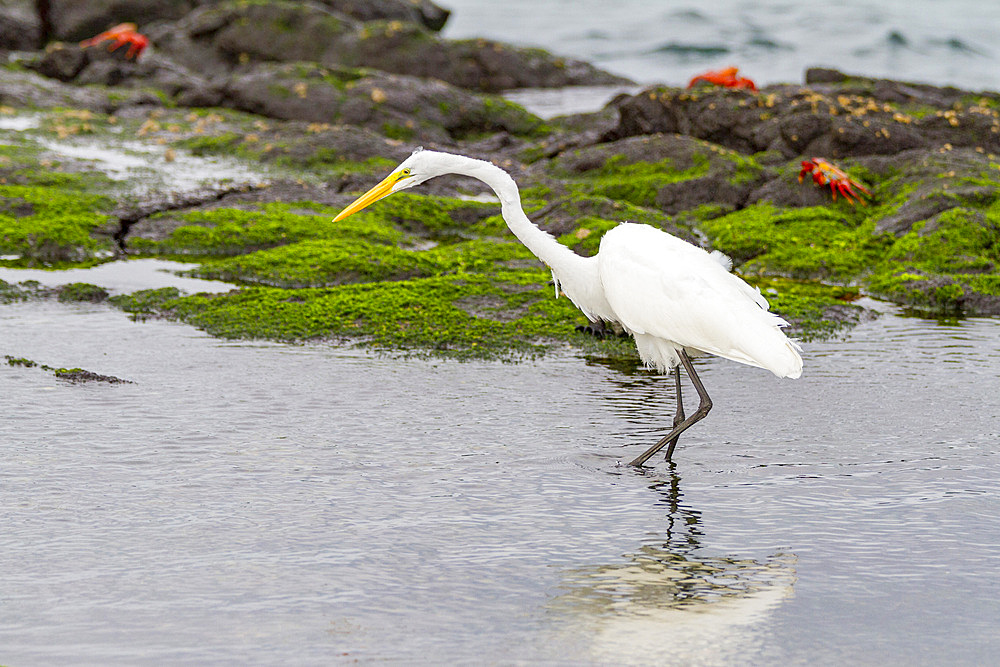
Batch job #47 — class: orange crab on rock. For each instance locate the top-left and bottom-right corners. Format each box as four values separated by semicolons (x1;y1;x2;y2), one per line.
80;23;149;60
799;158;871;205
687;66;757;91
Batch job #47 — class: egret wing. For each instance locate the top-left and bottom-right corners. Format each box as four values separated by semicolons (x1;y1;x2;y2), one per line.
598;224;801;377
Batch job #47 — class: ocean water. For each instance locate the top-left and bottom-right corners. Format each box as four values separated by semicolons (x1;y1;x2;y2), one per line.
443;0;1000;92
3;298;999;664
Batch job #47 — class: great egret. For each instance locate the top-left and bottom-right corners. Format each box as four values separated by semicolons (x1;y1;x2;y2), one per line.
334;148;803;466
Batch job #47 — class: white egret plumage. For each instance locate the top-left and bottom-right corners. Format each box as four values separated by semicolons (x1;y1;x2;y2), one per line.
334;148;802;466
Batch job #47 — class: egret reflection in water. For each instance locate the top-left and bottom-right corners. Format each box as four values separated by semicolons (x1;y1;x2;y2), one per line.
549;475;796;663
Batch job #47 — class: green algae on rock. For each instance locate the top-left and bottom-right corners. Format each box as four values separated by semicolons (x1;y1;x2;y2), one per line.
697;149;1000;315
4;354;133;384
0;182;115;265
128;195;500;256
546;134;766;213
129;202;404;256
108;287;183;318
188;237;535;288
110;271;606;360
56;282;110;302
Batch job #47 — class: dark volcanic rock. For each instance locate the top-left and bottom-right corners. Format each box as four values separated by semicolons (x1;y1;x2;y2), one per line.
331;22;631;92
746;173;835;209
148;1;357;79
803;67;848;85
321;0;450;31
607;83;1000;159
605;87;776;154
265;123;417;167
47;0;193;41
149;0;630;93
549;133;768;214
31;42;89;81
861;147;1000;236
26;42;220;104
0;4;40;50
552;133;722;174
54;367;133;383
222;62;544;143
4;355;133;383
0;64;158;111
806;68;992;109
654;173;753;214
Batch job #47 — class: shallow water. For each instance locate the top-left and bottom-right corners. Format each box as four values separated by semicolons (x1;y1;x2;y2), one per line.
1;297;998;664
0;259;235;294
0;114;266;197
33;137;264;194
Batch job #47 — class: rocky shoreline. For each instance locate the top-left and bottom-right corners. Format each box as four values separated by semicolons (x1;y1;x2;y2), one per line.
3;0;999;360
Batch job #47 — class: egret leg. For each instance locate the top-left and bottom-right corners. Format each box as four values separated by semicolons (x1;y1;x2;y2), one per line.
665;365;685;460
628;350;712;467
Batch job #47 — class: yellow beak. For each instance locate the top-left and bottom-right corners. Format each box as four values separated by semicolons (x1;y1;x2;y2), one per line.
333;171;400;222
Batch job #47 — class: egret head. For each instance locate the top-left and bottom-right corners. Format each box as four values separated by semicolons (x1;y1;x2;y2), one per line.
334;147;451;221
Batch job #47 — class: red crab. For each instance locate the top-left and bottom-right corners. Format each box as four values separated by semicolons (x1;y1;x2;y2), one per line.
799;158;871;205
687;66;757;91
79;22;149;60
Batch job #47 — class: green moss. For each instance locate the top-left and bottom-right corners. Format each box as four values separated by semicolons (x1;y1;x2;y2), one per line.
382;122;416;141
356;192;498;240
140;271;587;359
933;282;965;304
468;213;509;238
722;150;764;185
883;208;998;272
861;194;1000;311
557;216;620;256
699;179;1000;315
275;151;396;176
122;260;859;360
4;355;131;383
702;203;888;280
176;133;243;156
0;279;23;303
188;237;534;287
964;273;1000;296
108;287;183;316
0;278;47;302
0;184;114;264
131;202;404;256
57;282;109;302
51;367;86;378
134;193;498;259
562;154;711;207
474;96;550;138
5;355;37;368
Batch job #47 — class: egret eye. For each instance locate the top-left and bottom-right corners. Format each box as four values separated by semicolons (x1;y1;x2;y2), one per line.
398;168;412;179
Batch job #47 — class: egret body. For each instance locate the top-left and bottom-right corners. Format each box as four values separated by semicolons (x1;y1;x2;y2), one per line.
334;148;802;466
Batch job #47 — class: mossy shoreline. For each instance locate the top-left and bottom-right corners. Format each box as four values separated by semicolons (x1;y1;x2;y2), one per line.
4;35;999;363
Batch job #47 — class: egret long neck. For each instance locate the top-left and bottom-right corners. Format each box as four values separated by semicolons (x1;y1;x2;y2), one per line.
442;154;613;322
454;157;581;275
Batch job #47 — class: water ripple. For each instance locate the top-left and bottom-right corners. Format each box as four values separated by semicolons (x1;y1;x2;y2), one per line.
1;300;999;663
